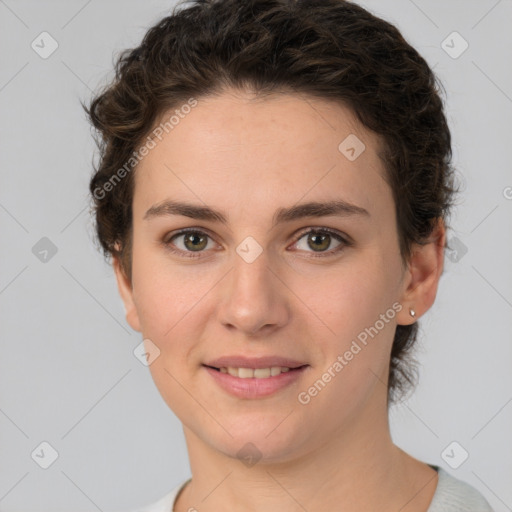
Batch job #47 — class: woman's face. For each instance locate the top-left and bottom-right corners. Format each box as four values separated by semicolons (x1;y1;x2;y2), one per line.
115;90;417;462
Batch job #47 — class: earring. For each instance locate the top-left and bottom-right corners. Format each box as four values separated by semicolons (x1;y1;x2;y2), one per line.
409;308;416;318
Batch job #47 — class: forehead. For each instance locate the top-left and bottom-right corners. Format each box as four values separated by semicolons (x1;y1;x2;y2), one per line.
133;90;390;221
146;90;382;154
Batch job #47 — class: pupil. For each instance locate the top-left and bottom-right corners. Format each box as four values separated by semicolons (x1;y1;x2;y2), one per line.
310;233;329;250
186;233;205;250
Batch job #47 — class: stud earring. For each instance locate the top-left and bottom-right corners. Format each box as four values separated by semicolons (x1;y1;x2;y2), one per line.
409;308;416;318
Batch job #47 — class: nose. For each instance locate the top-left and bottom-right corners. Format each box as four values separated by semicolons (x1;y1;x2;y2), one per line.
216;249;290;337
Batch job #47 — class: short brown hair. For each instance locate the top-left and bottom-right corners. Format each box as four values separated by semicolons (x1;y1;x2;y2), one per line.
84;0;459;405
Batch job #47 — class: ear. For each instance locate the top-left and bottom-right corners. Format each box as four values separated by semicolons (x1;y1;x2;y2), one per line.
396;218;446;325
113;255;142;332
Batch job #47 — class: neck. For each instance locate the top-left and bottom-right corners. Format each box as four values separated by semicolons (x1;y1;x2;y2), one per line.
174;387;438;512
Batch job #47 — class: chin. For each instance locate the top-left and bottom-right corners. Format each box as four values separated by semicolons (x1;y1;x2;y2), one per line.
199;419;313;466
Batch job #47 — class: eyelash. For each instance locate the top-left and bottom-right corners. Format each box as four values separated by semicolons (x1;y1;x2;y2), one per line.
162;227;351;259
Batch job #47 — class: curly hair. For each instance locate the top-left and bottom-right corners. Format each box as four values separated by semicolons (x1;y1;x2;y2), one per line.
83;0;459;406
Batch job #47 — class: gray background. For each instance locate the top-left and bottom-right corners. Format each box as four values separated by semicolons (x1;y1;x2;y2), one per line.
0;1;511;511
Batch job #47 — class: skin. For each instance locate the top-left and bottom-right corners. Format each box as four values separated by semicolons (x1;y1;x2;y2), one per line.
114;89;445;511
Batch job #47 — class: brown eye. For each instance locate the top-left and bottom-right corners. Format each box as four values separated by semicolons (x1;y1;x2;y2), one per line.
292;228;350;257
306;232;331;251
164;229;214;258
181;232;208;251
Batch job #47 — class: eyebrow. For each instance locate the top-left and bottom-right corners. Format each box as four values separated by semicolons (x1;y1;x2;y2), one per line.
143;199;370;227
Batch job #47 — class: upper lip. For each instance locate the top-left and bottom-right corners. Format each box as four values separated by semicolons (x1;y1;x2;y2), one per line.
203;356;308;369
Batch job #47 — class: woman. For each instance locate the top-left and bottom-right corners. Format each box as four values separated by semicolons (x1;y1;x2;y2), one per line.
85;0;494;510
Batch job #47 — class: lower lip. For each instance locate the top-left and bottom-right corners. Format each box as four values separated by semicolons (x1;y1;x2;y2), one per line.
203;365;309;399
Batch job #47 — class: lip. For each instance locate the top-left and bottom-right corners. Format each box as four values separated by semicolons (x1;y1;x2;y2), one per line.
203;355;307;369
203;364;309;399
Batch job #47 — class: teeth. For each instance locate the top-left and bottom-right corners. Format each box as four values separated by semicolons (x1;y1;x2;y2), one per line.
254;368;270;378
227;367;238;377
221;366;293;378
238;367;254;379
270;366;282;376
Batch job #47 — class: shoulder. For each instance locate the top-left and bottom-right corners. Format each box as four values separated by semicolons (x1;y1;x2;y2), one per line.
124;469;495;512
129;478;191;512
428;466;494;512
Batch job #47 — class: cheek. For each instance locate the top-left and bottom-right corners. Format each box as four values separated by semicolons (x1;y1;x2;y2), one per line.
130;251;210;410
307;261;396;337
296;271;398;411
300;254;401;389
130;241;213;338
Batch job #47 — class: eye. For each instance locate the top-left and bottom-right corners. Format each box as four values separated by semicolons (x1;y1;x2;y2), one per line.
163;229;216;258
291;228;350;257
162;227;351;259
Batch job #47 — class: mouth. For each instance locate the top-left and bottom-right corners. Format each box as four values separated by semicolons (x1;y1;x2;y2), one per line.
203;364;308;379
202;363;310;399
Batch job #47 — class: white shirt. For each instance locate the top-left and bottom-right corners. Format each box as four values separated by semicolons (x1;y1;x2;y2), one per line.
133;465;494;512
